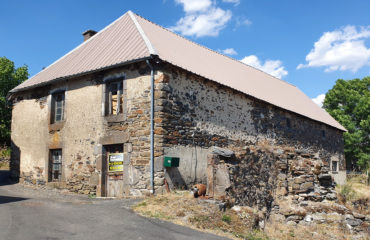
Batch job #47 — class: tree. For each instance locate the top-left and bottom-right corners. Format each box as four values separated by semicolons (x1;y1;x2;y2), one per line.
0;57;28;146
323;77;369;171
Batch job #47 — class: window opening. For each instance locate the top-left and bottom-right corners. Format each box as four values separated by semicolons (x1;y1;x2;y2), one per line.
286;118;291;128
107;80;123;115
332;161;338;172
49;149;62;182
51;92;65;123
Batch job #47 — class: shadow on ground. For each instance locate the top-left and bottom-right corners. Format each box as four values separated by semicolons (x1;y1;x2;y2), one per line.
0;170;28;204
0;170;18;187
0;195;28;204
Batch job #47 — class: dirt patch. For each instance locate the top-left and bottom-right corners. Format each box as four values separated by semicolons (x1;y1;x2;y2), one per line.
132;191;268;240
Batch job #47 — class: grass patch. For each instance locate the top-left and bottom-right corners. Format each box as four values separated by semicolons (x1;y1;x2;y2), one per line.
336;176;370;215
88;194;96;199
0;147;11;159
233;230;269;240
132;191;265;240
264;220;361;240
222;214;231;223
0;147;10;170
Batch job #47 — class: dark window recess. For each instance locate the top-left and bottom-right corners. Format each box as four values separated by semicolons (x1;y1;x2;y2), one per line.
51;92;65;123
106;80;124;115
332;161;338;172
49;149;62;182
286;118;291;128
322;130;326;138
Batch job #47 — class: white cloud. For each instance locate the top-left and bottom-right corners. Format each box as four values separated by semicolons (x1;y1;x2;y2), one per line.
222;0;240;6
298;25;370;72
312;94;325;107
235;16;252;28
221;48;238;55
175;0;212;12
170;0;232;37
241;55;288;79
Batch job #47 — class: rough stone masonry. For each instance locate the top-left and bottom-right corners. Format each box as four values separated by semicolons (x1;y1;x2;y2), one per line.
10;61;345;205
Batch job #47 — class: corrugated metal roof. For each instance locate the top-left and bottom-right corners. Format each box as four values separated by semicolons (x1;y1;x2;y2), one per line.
11;12;150;92
134;13;346;132
10;11;346;131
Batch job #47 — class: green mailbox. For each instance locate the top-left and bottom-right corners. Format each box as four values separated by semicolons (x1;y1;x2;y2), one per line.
164;156;180;167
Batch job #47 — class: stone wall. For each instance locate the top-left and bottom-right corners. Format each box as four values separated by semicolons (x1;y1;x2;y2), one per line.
10;61;160;196
10;60;346;202
155;63;345;210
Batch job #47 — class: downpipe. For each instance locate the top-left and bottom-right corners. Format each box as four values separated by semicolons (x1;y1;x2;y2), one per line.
146;59;155;194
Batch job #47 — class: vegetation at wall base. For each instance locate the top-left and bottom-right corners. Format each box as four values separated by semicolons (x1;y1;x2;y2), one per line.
323;77;370;171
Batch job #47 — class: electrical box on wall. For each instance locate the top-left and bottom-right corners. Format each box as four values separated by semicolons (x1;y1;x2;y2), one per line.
164;156;180;167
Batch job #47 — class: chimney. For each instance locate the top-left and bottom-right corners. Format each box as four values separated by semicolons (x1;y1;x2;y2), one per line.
82;30;97;42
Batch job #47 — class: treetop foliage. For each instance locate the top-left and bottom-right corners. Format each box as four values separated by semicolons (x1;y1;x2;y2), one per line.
0;57;28;145
323;77;369;170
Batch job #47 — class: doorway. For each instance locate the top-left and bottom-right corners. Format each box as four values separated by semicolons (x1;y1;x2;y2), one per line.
103;144;124;197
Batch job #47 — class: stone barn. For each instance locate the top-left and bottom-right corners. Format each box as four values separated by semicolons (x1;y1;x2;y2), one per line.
9;11;346;208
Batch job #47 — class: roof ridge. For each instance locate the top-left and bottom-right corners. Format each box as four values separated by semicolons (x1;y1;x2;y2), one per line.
128;11;157;55
12;11;131;92
131;11;296;88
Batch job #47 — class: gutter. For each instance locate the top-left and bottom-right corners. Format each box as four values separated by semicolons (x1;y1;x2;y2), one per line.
146;58;155;194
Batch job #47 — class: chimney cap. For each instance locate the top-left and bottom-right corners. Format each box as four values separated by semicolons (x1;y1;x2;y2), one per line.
82;29;97;35
82;29;97;41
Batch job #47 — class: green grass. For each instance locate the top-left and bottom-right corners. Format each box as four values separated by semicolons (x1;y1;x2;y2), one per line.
88;194;96;199
221;214;231;224
144;211;173;220
0;147;11;159
233;230;270;240
136;201;147;207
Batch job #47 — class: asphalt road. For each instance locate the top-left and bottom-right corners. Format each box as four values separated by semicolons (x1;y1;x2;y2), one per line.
0;170;228;240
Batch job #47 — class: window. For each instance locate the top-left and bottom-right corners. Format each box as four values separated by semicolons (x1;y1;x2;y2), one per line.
331;161;338;173
321;130;326;138
51;92;65;123
286;118;291;128
49;149;62;182
106;78;124;115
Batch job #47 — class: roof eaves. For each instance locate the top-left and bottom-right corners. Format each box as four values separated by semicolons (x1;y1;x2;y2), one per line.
8;56;152;97
10;11;132;94
128;11;157;55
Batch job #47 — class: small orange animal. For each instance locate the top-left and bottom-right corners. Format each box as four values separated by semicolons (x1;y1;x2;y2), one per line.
192;184;206;198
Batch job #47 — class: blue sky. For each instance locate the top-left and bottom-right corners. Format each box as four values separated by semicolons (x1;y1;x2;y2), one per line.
1;0;370;106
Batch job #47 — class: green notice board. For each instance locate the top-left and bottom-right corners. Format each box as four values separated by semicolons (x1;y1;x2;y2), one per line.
108;153;124;172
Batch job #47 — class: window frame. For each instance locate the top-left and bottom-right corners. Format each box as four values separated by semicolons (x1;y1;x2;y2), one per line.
104;76;124;116
331;160;338;173
49;149;63;182
51;91;65;124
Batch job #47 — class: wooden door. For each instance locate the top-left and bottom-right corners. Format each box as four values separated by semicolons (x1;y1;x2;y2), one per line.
105;145;124;197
